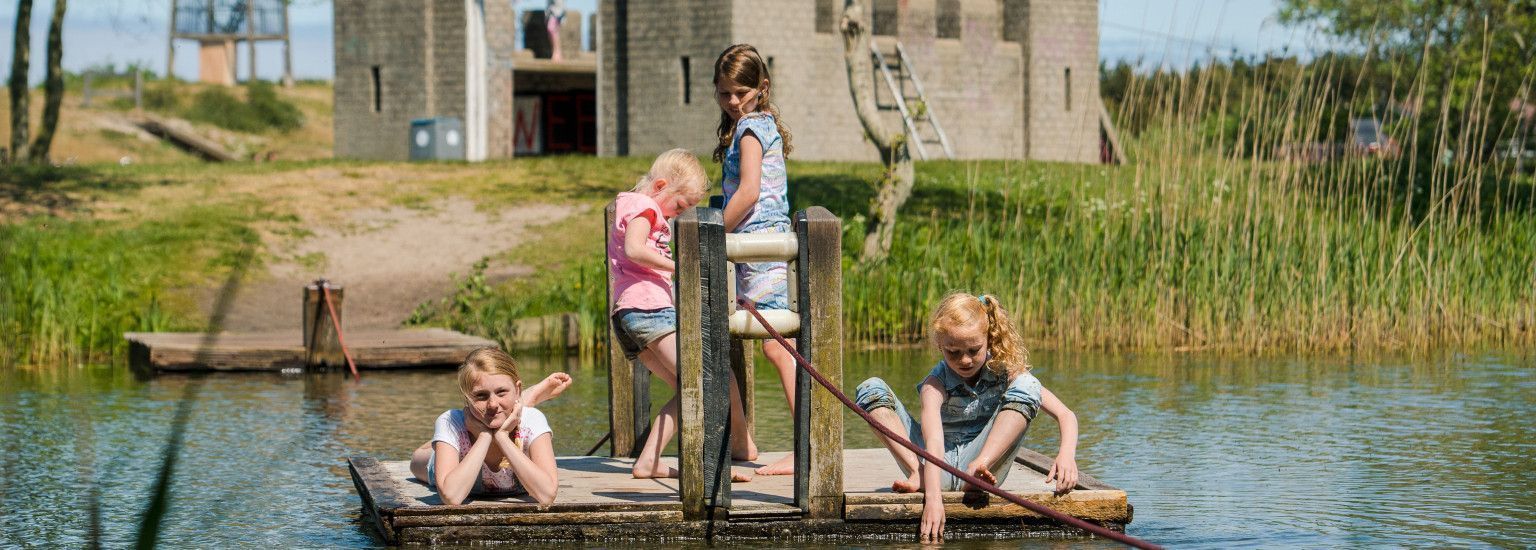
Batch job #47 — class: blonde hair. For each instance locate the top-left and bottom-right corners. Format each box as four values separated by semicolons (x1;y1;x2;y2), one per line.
929;292;1031;379
632;148;708;204
456;347;522;396
711;44;794;163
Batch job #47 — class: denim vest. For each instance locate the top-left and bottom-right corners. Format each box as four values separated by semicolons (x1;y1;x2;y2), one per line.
921;361;1043;450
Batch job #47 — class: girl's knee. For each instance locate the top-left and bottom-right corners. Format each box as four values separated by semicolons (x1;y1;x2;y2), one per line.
855;377;896;411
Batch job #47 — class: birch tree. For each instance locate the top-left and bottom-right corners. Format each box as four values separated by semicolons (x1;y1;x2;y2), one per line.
840;0;913;262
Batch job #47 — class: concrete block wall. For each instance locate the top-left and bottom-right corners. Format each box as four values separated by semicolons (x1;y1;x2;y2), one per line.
485;1;518;159
334;0;470;160
597;0;1100;164
888;0;1025;159
732;0;880;162
1021;0;1100;163
600;0;733;161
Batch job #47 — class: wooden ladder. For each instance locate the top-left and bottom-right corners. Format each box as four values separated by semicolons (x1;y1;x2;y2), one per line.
869;40;956;160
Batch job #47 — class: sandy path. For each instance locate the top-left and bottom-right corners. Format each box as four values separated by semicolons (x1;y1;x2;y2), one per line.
209;197;578;331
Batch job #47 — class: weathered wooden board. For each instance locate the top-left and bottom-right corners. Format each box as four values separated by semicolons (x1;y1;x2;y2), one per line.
350;448;1130;544
126;328;495;372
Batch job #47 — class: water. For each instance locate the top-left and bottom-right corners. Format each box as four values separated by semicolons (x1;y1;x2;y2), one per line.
2;349;1532;548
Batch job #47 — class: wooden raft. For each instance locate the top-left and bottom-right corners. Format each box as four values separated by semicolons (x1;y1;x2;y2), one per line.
348;448;1131;545
125;328;494;372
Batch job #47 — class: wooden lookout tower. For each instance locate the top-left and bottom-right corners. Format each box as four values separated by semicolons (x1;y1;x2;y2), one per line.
167;0;293;86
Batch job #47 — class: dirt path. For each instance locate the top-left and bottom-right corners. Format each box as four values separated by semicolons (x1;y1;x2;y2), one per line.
209;197;578;331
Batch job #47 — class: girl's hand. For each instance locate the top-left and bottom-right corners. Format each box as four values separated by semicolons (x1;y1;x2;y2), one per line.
919;496;945;542
494;399;525;440
1047;453;1078;495
463;407;492;438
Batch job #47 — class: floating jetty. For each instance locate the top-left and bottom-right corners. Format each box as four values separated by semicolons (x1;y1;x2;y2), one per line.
125;328;493;372
345;206;1139;544
126;282;495;372
349;448;1131;544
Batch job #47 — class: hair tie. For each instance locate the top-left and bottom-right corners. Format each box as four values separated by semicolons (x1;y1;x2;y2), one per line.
978;294;990;306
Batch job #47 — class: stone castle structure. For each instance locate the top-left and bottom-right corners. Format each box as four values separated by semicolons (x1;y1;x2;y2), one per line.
332;0;1106;163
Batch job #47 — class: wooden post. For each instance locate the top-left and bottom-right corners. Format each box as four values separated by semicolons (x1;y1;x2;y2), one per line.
245;0;256;83
675;207;732;521
605;202;649;458
302;281;345;369
729;339;755;440
795;207;844;519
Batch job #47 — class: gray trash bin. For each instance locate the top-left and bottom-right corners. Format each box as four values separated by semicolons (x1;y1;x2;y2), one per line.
409;117;465;161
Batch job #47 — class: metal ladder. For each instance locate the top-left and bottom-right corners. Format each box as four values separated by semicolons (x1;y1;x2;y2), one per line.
869;40;956;160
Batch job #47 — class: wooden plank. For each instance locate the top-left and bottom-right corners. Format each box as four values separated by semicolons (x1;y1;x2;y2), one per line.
674;207;732;520
392;510;683;527
136;114;238;162
843;490;1129;522
1013;448;1116;491
348;456;411;544
124;329;494;371
799;207;844;519
605;201;642;458
674;208;707;520
351;450;1130;542
729;339;754;440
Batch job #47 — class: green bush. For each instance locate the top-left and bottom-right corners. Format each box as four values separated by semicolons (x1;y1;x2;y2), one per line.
246;81;304;132
184;81;304;133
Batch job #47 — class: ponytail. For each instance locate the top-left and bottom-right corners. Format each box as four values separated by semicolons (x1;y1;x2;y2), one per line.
978;294;1030;379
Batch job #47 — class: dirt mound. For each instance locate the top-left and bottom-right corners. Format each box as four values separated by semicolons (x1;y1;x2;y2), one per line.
210;197;579;331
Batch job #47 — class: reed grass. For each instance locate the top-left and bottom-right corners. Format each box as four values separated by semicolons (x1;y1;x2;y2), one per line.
0;206;260;367
424;50;1535;354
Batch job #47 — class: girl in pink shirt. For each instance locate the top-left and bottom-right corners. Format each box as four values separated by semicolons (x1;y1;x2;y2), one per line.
610;149;756;480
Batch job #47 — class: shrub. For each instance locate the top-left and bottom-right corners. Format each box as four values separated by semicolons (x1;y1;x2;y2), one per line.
183;82;305;133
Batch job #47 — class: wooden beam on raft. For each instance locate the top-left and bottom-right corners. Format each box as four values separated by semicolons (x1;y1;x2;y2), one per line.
674;207;733;521
794;206;844;519
605;201;650;458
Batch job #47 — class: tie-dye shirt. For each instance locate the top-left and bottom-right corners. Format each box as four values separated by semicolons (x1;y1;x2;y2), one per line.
722;112;790;234
721;112;791;308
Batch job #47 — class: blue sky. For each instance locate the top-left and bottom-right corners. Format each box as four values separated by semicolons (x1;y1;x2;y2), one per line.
2;0;1332;84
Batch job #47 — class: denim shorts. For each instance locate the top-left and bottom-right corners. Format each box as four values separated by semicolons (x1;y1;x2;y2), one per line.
611;307;677;361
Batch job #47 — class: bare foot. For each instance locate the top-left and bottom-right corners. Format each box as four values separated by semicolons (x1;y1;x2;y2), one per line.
523;372;573;407
633;464;680;479
731;438;759;462
753;453;795;476
963;464;997;492
891;474;921;493
634;465;753;483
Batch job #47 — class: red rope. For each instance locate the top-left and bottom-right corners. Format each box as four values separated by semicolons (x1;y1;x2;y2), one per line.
737;298;1160;549
319;283;360;380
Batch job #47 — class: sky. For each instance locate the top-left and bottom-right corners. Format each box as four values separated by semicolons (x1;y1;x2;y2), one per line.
1;0;1334;84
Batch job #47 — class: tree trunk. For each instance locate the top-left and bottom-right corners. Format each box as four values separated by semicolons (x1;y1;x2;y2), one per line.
840;0;914;262
30;0;67;163
8;0;35;163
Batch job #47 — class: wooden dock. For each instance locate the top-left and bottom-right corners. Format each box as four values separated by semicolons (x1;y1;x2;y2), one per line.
125;328;494;372
348;448;1131;545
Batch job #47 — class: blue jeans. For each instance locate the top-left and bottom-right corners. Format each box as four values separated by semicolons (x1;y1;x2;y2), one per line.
855;377;1031;491
611;307;677;361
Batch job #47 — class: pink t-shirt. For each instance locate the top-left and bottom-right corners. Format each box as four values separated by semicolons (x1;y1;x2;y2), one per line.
609;192;674;311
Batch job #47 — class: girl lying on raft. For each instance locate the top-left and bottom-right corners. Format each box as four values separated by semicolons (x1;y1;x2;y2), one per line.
409;347;571;505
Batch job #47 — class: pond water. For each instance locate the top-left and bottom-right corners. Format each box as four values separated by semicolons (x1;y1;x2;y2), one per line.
2;349;1532;548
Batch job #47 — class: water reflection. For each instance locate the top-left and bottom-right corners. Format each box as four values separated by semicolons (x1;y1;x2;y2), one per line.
0;350;1532;547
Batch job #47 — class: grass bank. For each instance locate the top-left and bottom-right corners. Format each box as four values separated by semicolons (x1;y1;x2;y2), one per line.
3;152;1531;365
